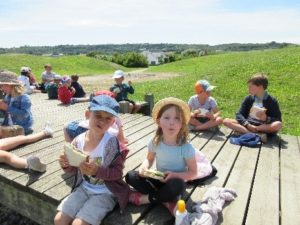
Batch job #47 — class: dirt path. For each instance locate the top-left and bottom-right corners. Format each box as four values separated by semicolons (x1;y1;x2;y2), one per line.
79;70;181;93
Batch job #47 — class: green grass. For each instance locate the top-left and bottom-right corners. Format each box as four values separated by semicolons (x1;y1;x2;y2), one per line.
0;54;128;80
133;47;300;136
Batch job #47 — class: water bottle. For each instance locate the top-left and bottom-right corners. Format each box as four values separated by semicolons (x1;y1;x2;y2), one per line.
175;200;188;225
7;113;13;126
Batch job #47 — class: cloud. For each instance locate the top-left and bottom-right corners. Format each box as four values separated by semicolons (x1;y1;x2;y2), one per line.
0;0;299;47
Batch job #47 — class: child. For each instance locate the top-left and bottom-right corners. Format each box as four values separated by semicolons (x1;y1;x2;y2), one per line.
125;97;215;215
64;91;128;145
55;95;130;225
109;70;141;113
46;75;62;99
223;73;282;141
188;80;223;131
40;64;56;92
0;71;33;135
18;67;41;94
0;125;53;172
58;76;75;104
70;74;86;98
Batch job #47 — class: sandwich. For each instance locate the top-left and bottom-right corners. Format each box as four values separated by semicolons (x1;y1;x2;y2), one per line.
64;143;88;167
143;169;165;180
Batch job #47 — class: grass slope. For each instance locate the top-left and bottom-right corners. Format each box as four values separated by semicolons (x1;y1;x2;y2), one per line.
134;47;300;135
0;54;126;79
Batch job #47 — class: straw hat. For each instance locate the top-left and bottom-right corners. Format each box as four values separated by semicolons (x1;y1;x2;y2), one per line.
152;97;191;124
0;71;21;85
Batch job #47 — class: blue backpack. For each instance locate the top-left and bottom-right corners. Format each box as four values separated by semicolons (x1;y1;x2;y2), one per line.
230;133;261;147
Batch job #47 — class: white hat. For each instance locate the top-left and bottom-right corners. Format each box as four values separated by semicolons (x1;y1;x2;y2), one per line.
112;70;124;79
20;67;29;73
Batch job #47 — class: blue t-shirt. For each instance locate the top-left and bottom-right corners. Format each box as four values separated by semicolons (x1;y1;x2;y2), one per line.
148;139;195;173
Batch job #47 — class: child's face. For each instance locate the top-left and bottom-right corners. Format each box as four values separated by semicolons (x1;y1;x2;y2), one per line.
114;77;124;85
88;111;115;134
45;66;52;73
197;91;210;98
157;106;183;139
248;82;264;95
0;84;13;94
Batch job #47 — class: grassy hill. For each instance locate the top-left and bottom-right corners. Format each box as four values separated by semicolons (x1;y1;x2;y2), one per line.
0;54;127;79
133;47;300;135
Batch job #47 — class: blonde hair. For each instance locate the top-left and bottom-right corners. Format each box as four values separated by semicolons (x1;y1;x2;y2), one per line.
10;85;24;97
153;104;189;146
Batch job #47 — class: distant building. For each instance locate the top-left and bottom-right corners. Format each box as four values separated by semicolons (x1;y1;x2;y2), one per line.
141;51;166;65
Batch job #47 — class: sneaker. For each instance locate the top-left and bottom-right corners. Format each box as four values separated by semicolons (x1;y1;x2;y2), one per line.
27;156;47;172
70;98;78;105
129;191;143;206
43;122;54;137
258;133;267;143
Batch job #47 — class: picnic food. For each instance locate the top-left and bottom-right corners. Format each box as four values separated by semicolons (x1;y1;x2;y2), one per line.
64;143;88;167
250;105;266;120
143;169;165;180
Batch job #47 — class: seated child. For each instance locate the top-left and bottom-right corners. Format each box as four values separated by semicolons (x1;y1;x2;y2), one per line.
125;97;215;216
188;80;223;131
0;71;34;135
18;67;41;94
109;70;141;113
64;90;127;145
55;95;130;225
223;73;282;142
58;76;76;104
46;75;62;99
0;125;53;172
70;75;86;98
40;64;56;93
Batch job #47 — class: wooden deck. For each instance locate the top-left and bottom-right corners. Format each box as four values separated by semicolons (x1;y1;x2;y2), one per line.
0;93;299;225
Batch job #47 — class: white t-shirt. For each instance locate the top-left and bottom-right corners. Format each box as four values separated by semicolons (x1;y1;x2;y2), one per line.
18;75;33;94
75;132;113;194
41;71;56;83
188;95;217;112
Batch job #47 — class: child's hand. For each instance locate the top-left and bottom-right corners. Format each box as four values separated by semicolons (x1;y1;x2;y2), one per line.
59;154;70;169
79;161;98;176
193;109;201;117
0;101;8;111
162;171;178;182
256;109;267;121
128;81;132;86
247;124;257;133
138;166;147;177
205;112;214;120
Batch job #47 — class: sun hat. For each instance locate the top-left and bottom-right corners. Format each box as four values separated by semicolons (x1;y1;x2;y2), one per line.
89;95;119;117
0;71;22;86
152;97;191;124
61;76;71;84
112;70;125;79
195;80;216;94
230;133;261;147
20;67;30;73
54;74;62;80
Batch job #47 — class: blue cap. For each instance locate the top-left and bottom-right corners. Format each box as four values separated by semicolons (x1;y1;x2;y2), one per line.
89;95;119;116
230;133;260;147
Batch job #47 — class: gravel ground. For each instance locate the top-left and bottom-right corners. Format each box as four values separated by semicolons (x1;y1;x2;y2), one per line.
0;203;39;224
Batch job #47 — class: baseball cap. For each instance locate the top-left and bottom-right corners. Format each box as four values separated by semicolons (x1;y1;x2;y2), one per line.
230;133;261;147
112;70;125;79
195;80;216;94
89;95;119;117
61;76;71;84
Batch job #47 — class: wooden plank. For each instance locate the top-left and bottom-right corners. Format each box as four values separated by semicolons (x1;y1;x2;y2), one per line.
221;145;260;225
245;136;280;225
280;135;300;225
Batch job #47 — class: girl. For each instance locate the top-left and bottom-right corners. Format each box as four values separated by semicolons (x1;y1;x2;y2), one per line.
0;125;53;172
125;97;215;215
0;71;33;135
58;76;76;104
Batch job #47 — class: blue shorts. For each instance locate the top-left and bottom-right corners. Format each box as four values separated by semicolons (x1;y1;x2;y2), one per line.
66;121;88;140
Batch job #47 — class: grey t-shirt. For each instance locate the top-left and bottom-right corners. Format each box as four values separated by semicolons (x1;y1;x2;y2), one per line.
188;95;217;112
41;71;56;83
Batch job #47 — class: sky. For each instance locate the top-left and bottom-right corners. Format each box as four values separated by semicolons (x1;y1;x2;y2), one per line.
0;0;300;47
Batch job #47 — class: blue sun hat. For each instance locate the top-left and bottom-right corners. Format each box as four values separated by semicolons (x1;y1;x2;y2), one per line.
230;133;261;147
89;95;119;117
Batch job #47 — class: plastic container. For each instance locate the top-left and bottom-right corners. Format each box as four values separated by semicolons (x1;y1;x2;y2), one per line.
175;200;188;225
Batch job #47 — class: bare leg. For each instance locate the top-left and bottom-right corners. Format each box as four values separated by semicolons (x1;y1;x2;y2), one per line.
129;103;134;114
256;121;282;133
0;131;49;151
117;126;128;144
132;104;142;114
54;211;73;225
0;151;27;169
223;118;250;134
189;117;204;127
72;218;90;225
196;117;223;130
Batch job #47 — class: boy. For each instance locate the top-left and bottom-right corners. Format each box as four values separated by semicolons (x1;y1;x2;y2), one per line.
110;70;141;113
188;80;223;131
223;73;282;141
55;95;130;225
40;64;56;92
46;74;61;99
71;74;86;98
